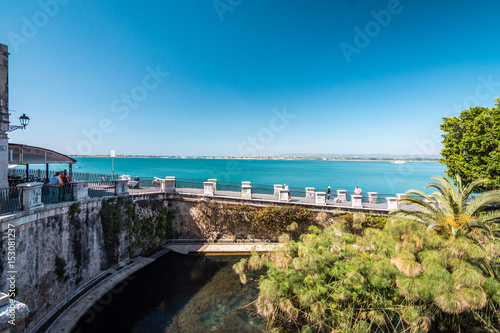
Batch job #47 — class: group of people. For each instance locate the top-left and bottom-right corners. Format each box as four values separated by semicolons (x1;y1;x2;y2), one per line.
326;186;362;200
47;170;71;202
48;170;70;186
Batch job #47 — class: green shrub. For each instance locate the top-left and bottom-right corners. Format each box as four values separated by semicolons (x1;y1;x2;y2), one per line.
236;218;500;332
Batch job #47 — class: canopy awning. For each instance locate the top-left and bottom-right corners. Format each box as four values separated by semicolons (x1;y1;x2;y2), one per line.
8;143;77;165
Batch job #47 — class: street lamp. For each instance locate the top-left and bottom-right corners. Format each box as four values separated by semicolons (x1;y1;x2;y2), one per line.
8;114;30;132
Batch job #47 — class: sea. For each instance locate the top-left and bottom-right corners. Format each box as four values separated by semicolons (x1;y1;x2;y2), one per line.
21;157;446;196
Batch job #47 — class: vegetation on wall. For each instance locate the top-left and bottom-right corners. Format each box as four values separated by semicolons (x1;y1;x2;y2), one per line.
55;256;70;283
191;202;321;240
100;197;175;255
235;177;500;332
100;198;123;250
127;200;175;253
190;201;389;241
68;202;81;217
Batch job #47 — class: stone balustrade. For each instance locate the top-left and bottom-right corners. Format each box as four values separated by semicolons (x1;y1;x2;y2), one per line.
278;188;290;202
72;180;89;201
305;187;315;199
207;179;217;191
113;179;129;196
273;184;283;196
387;197;398;210
203;182;214;196
351;195;362;208
315;192;326;204
336;190;347;202
367;192;378;204
5;172;418;216
17;182;44;211
160;177;176;193
241;184;252;199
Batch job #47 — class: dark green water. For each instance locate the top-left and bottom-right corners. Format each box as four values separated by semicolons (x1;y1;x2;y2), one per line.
72;253;264;333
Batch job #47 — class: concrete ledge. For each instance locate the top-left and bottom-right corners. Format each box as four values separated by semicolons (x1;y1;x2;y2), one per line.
167;242;280;255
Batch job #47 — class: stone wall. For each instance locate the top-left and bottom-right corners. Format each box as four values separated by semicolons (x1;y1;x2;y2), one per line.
0;195;177;332
0;43;10;188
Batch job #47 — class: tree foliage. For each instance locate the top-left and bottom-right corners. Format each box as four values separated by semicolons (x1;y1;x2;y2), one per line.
440;98;500;192
395;175;500;241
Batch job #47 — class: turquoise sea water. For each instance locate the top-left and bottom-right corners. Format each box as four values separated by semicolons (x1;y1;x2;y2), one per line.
42;157;445;195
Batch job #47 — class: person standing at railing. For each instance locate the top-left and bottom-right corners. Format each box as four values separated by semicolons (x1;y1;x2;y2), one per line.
284;184;291;199
49;172;61;203
327;186;331;200
354;186;362;195
60;171;70;201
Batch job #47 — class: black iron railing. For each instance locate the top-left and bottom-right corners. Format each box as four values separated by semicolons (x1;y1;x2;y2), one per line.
216;181;242;193
175;178;204;189
88;180;115;198
41;183;74;204
0;187;23;213
251;184;274;195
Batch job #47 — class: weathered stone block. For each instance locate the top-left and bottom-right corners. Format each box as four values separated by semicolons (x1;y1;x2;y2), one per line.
17;182;43;211
315;192;326;204
241;185;252;199
336;190;347;202
160;177;175;193
273;184;283;196
278;188;289;202
207;179;217;191
203;182;214;196
72;180;89;201
367;192;378;204
351;195;363;208
113;179;129;196
387;197;398;211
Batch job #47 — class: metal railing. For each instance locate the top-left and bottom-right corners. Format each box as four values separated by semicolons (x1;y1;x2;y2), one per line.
88;180;115;198
0;187;23;213
41;184;74;204
175;178;204;189
216;181;242;193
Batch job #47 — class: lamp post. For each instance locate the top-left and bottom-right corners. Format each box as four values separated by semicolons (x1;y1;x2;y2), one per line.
7;114;30;132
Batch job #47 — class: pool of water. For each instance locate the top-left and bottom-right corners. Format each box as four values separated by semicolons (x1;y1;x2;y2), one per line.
72;253;265;333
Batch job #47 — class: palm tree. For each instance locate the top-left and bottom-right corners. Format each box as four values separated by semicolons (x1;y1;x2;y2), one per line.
393;175;500;240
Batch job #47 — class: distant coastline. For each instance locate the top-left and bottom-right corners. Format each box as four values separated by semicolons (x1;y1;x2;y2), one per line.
70;155;440;162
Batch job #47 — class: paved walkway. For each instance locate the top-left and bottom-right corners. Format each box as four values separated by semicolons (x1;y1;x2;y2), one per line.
128;187;419;212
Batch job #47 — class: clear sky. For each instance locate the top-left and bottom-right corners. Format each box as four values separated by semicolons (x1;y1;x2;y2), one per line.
1;0;499;157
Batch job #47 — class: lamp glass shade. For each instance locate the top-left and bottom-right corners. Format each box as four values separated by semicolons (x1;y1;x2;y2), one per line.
19;114;30;127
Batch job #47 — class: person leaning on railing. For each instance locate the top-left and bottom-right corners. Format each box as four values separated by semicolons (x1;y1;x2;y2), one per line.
59;170;70;201
49;172;61;203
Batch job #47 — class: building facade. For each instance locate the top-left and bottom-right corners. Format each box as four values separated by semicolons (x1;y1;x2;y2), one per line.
0;43;9;188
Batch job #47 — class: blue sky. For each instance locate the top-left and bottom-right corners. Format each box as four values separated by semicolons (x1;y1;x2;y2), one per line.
1;0;499;157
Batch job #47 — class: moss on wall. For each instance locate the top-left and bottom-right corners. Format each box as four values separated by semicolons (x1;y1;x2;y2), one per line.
99;197;176;258
127;199;175;256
